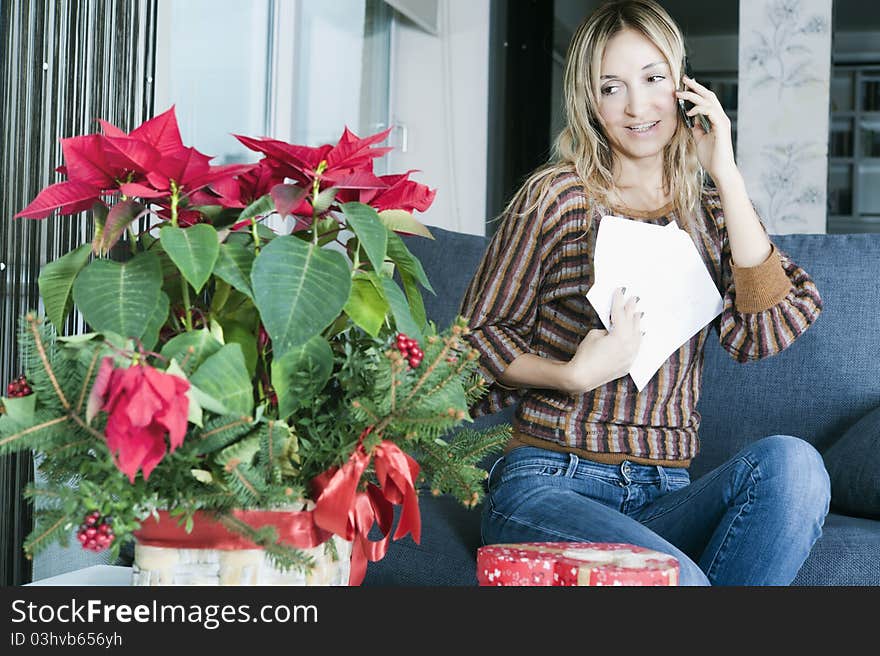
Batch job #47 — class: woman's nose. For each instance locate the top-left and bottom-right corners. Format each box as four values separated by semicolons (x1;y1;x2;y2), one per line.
625;88;647;116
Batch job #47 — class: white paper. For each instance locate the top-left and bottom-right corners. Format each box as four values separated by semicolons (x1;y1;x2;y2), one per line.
586;215;723;391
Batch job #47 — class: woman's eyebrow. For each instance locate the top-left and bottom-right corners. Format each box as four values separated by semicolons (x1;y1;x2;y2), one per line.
600;61;668;80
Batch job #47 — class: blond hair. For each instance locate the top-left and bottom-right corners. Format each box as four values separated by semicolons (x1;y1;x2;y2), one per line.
499;0;708;241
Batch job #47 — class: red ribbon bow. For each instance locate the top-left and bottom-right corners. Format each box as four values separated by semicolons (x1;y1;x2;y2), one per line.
312;428;421;585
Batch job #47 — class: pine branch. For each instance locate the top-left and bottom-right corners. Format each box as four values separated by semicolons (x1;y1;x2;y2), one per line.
260;421;289;485
448;424;511;462
218;435;266;505
0;416;67;454
217;514;316;574
24;314;70;410
24;510;73;559
23;485;63;501
417;424;509;507
223;463;265;506
43;436;94;459
75;347;103;415
192;415;254;455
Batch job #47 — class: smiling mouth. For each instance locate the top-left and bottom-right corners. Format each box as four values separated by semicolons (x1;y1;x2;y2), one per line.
627;121;659;132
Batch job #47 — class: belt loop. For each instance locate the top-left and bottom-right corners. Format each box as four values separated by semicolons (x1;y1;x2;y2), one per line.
657;465;669;492
565;453;579;478
620;460;632;485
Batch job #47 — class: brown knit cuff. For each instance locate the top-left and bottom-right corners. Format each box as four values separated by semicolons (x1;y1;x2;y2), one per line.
731;243;791;313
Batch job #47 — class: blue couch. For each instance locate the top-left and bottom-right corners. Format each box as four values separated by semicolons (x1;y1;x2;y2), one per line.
363;226;880;586
31;227;880;585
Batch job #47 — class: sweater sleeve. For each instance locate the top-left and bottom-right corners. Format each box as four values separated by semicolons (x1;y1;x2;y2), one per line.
709;194;824;363
459;195;547;416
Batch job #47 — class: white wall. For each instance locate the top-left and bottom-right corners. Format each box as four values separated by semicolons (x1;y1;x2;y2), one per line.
387;0;490;236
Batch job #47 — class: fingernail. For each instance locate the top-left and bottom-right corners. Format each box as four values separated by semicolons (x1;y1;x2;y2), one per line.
635;296;640;302
621;286;627;294
641;331;646;336
640;311;645;318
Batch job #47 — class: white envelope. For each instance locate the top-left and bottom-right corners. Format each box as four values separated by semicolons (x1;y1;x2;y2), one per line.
585;215;723;391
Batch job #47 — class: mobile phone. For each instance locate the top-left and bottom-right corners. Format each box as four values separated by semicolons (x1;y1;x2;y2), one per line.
679;57;712;133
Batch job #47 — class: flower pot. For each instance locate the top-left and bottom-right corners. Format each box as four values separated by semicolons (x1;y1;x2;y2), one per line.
132;507;351;585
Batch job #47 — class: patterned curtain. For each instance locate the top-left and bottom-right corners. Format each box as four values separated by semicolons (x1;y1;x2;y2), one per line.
0;0;157;585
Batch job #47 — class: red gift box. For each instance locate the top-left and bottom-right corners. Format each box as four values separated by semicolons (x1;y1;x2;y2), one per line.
477;542;679;586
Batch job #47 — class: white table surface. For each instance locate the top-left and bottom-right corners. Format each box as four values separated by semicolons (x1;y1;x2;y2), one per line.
28;565;133;586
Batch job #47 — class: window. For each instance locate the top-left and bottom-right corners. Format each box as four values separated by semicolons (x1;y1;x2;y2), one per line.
154;0;392;164
828;65;880;233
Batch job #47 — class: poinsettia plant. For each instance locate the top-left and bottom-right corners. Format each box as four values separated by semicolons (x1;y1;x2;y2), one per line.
1;107;508;584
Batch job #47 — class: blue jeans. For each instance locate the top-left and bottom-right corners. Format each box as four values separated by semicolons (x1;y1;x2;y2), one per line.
481;435;831;586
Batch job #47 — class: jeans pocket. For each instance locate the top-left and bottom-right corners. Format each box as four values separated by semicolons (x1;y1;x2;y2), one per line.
496;460;565;488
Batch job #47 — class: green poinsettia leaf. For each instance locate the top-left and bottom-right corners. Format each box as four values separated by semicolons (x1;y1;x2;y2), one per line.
159;224;220;293
0;395;36;425
271;335;334;421
165;359;203;428
160;330;223;375
213;243;255;300
236;194;275;225
72;251;164;343
38;243;92;334
93;200;145;256
140;292;170;352
218;319;258;377
380;275;423;342
399;268;427;332
386;231;434;294
190;469;213;484
341;202;387;274
344;274;389;337
188;382;229;416
91;201;108;249
190;343;253;416
312;187;338;214
251;235;351;359
377;209;435;239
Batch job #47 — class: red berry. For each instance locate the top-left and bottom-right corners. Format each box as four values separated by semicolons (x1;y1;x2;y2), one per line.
77;510;114;552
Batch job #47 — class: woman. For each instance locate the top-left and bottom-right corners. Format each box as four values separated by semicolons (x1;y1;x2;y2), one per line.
461;0;830;586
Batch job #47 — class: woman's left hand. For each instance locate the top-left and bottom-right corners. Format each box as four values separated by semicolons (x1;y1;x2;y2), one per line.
675;76;737;183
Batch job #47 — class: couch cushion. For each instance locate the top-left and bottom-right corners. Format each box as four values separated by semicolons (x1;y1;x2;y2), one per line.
400;226;489;331
821;404;880;519
792;513;880;585
364;500;880;586
363;493;481;586
693;234;880;479
405;229;880;480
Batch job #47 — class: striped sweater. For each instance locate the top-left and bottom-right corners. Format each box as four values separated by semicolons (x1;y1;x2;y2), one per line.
459;171;823;467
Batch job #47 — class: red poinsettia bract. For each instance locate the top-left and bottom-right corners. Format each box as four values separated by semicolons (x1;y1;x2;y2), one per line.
90;358;190;483
14;106;252;220
234;126;436;224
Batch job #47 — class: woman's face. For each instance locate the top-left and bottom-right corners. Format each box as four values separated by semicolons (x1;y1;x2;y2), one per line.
596;28;679;164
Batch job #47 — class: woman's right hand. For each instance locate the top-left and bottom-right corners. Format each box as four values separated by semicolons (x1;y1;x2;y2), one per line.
563;287;644;394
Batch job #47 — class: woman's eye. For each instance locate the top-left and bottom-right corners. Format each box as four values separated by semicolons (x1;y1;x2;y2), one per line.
648;75;666;83
601;85;619;96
